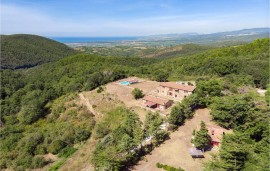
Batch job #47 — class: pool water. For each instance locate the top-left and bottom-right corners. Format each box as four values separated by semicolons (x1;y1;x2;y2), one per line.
119;81;130;85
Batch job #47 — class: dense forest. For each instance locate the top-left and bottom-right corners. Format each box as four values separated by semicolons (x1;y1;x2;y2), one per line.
0;34;78;69
0;38;269;170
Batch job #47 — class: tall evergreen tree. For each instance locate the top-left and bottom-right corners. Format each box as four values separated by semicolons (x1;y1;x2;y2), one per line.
193;121;211;150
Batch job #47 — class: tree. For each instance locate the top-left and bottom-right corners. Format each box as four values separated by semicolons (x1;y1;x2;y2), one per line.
154;71;169;82
17;104;43;124
168;105;185;127
118;134;135;152
152;130;169;147
210;95;252;129
192;121;211;150
131;88;144;99
195;79;223;106
144;112;162;136
219;133;249;171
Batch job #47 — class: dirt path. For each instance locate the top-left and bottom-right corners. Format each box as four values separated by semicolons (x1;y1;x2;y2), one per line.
79;93;101;117
59;137;97;171
131;109;212;171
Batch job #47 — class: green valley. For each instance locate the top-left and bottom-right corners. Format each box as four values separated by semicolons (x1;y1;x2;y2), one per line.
0;36;269;171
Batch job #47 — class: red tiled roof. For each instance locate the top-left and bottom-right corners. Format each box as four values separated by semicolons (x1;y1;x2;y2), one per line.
143;95;171;105
145;101;157;107
207;126;225;143
160;82;196;92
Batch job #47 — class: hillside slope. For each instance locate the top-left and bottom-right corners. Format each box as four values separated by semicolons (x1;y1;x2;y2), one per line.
0;39;269;170
0;34;78;69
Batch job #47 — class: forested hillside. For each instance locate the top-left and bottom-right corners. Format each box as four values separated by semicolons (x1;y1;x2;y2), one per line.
0;34;78;69
0;38;269;170
146;38;270;88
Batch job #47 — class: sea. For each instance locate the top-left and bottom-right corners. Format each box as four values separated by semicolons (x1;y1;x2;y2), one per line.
51;37;139;43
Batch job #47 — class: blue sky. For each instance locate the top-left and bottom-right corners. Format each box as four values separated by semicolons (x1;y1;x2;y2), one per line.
1;0;269;36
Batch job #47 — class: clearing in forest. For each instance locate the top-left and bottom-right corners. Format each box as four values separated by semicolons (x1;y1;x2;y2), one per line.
131;109;217;171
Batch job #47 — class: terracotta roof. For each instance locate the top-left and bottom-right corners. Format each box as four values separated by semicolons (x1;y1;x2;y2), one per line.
208;127;225;143
143;95;171;105
160;82;196;92
145;101;157;107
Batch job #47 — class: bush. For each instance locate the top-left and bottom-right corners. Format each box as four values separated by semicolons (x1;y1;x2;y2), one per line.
48;140;67;154
132;88;144;99
97;86;104;93
35;145;47;155
31;156;47;168
74;129;90;143
156;162;185;171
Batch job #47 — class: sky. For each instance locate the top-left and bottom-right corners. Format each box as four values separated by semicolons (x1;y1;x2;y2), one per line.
0;0;269;36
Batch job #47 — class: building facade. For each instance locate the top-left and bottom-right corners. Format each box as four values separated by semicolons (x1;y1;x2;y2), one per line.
142;95;173;110
157;82;196;100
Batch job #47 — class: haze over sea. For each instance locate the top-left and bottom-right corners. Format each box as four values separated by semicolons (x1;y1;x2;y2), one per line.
51;37;138;43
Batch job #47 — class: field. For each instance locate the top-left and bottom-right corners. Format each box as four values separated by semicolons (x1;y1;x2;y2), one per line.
132;109;217;171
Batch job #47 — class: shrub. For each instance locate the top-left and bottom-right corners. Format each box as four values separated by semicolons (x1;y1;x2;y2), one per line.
74;129;90;143
35;145;47;155
132;88;144;99
31;156;47;168
97;86;104;93
48;140;67;154
156;162;185;171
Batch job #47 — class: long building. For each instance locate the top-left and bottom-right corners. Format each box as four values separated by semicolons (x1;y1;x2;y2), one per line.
157;82;196;100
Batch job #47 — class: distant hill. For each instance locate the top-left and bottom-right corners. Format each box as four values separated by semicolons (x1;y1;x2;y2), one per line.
140;28;270;46
0;34;78;69
143;44;213;58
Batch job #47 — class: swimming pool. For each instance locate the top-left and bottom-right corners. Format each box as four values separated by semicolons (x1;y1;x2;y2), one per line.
119;81;130;85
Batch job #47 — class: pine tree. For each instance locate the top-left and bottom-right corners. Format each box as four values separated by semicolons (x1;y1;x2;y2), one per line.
193;121;211;150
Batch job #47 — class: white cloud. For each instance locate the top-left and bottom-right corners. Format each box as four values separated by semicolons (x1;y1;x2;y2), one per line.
0;4;268;36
